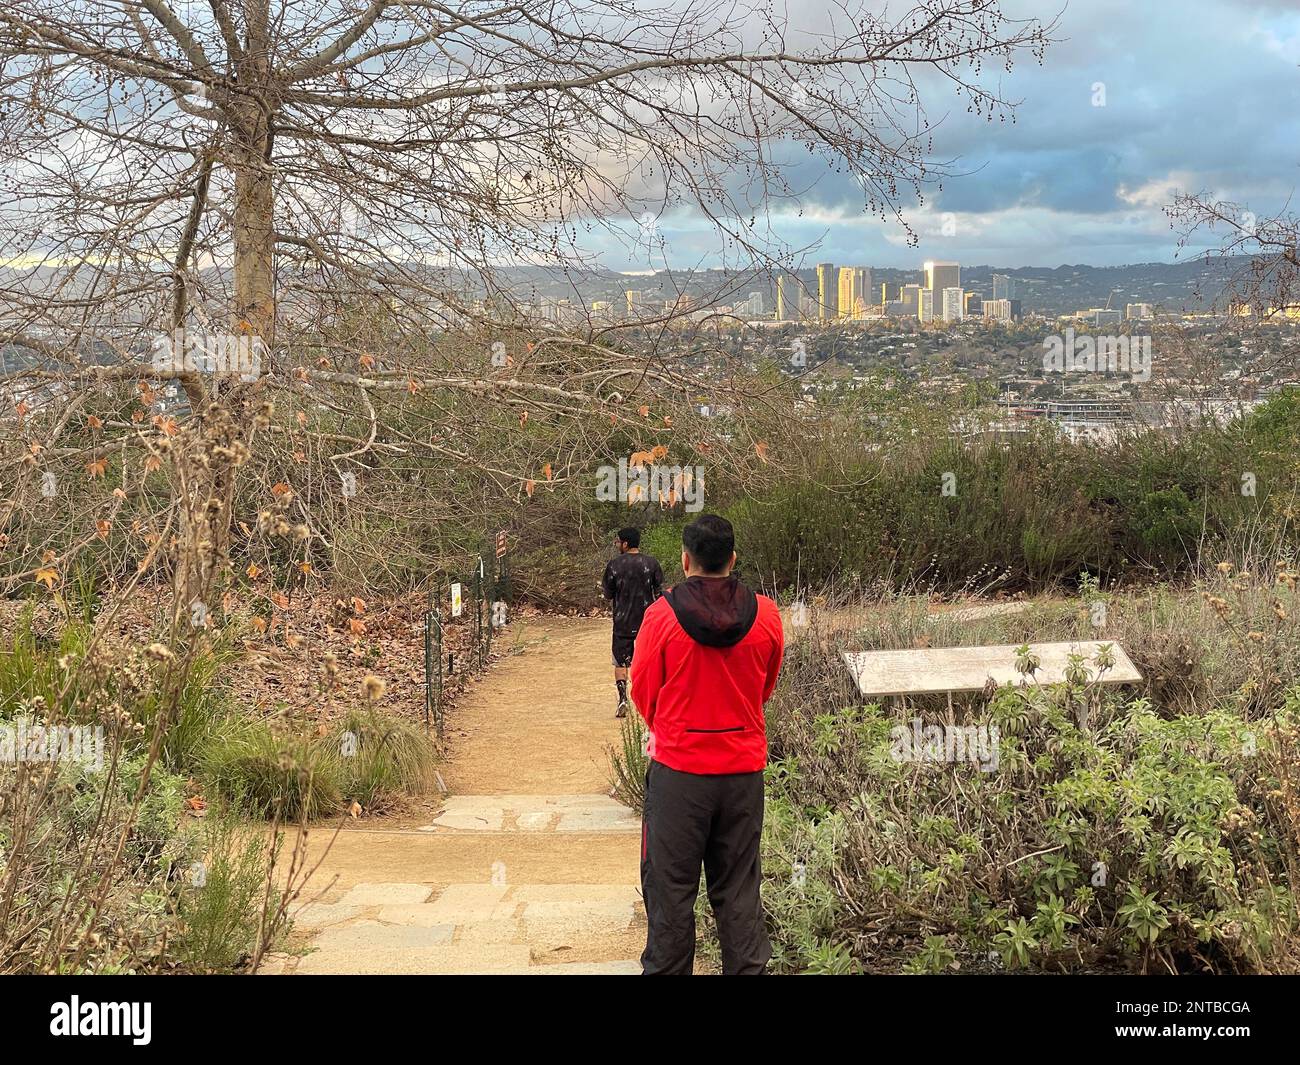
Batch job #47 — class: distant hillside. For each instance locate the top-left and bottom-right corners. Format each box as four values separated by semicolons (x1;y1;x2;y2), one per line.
0;256;1257;320
487;256;1255;317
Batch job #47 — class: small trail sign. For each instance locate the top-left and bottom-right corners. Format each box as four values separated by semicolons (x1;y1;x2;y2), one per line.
495;530;507;558
450;582;463;617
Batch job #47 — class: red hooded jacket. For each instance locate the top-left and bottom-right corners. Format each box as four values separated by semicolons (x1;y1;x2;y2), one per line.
630;575;784;775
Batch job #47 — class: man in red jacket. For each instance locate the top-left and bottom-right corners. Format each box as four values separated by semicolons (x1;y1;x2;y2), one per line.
630;513;784;975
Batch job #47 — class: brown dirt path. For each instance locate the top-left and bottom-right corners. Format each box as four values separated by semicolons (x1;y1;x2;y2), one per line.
268;615;645;975
445;616;620;794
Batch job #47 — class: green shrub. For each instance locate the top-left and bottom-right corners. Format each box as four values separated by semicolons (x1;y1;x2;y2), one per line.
175;802;286;972
331;709;438;811
606;711;650;812
638;520;687;585
203;724;344;821
1130;486;1201;568
1;748;192;973
747;582;1300;973
64;752;190;875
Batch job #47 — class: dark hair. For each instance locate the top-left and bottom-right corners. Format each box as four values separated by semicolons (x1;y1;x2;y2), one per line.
617;526;641;549
682;514;734;574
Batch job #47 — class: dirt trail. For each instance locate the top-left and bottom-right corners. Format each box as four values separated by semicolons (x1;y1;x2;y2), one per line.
446;616;621;794
268;616;645;975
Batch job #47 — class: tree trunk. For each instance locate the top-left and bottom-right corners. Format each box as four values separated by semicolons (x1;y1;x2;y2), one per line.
175;50;278;617
232;109;276;345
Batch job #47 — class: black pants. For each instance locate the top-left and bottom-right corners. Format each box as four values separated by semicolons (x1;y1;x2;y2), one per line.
640;760;771;975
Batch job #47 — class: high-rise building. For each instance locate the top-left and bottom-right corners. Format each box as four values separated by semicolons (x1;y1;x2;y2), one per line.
1126;303;1152;320
901;283;922;316
625;289;646;319
747;291;764;316
777;275;806;321
918;289;934;323
837;266;872;319
964;292;983;317
816;263;838;320
942;287;965;322
924;261;960;306
983;299;1012;321
992;274;1014;301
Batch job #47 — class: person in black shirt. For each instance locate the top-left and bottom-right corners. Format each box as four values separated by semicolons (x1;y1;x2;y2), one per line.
601;527;664;717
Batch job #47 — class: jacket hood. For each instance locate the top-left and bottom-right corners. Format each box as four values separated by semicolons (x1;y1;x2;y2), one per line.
665;576;759;648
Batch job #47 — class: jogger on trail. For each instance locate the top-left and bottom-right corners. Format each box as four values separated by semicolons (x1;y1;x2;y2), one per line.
630;513;785;975
601;527;664;718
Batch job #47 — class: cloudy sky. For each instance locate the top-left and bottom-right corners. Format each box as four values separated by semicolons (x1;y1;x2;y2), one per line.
598;0;1300;272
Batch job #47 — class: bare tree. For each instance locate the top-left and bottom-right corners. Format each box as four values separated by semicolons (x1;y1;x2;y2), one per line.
1169;195;1300;319
0;0;1053;598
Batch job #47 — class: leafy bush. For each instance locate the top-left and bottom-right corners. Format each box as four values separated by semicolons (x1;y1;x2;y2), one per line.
63;752;190;874
637;520;687;585
0;748;191;973
1129;486;1200;568
748;584;1300;974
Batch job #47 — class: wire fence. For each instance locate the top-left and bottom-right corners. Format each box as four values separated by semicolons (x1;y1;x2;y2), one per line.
423;532;511;738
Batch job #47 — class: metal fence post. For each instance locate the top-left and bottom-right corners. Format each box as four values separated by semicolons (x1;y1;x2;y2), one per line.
473;555;484;672
423;605;432;733
433;605;443;738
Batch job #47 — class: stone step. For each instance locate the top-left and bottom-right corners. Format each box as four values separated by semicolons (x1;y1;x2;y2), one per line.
380;883;640;928
419;794;640;833
514;960;643;975
292;882;642;943
295;926;531;974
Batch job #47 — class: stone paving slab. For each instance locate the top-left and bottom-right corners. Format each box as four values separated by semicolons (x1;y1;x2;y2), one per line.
290;902;367;930
521;899;635;927
515;960;643;975
510;884;641;904
420;795;640;834
375;904;463;928
295;924;497;975
339;882;433;906
455;918;530;945
421;883;513;923
439;890;637;945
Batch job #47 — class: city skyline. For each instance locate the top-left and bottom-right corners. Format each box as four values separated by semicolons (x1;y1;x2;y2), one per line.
595;254;1166;327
